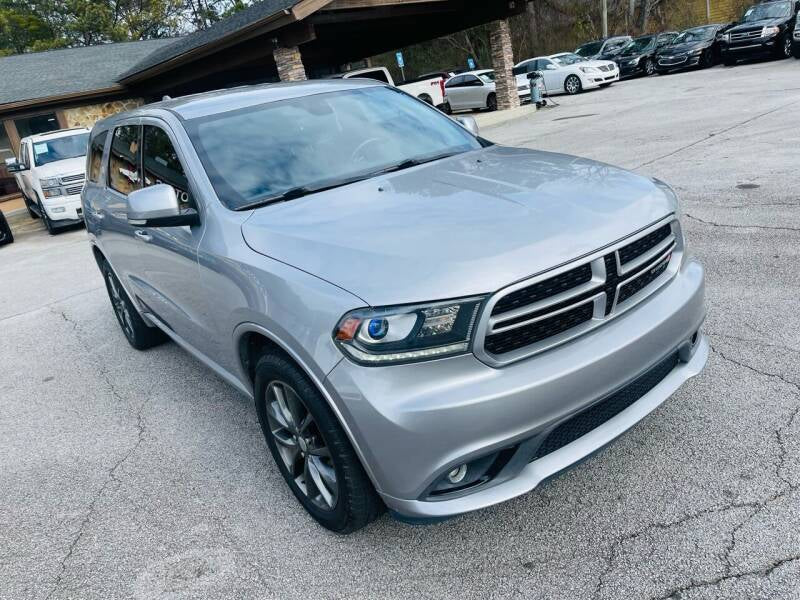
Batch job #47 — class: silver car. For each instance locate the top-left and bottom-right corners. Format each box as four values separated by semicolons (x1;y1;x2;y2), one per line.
82;80;707;533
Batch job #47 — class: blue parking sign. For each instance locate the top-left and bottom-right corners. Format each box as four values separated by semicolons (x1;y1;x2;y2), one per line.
467;57;476;70
396;52;405;68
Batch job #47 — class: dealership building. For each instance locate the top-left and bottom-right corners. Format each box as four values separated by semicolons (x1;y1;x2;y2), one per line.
0;0;531;201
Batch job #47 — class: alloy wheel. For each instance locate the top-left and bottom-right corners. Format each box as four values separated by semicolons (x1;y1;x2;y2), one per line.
645;60;655;75
106;273;134;340
265;380;338;511
565;75;580;94
783;37;792;57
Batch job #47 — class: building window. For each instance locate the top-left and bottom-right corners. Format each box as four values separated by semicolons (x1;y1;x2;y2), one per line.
0;123;16;196
13;113;60;139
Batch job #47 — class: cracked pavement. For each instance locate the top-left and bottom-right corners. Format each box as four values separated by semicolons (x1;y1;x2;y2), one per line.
2;58;799;599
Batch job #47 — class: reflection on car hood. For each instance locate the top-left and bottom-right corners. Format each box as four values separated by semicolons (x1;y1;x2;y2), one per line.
658;40;711;55
578;59;617;68
32;156;85;179
241;146;675;306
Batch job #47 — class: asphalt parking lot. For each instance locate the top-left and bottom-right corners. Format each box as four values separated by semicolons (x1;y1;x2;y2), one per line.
2;58;800;600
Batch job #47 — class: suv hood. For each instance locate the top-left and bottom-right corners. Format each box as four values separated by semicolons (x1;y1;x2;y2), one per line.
32;156;85;179
241;146;675;307
728;18;786;31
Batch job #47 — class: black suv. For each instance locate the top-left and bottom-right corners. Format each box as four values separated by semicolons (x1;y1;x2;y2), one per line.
615;32;679;77
793;17;800;56
719;0;798;64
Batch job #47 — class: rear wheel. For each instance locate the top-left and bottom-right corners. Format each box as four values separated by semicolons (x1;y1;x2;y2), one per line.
564;74;582;95
254;353;384;533
486;92;497;111
101;261;167;350
418;93;433;105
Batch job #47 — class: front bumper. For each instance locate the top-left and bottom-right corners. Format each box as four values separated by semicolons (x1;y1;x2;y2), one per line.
325;258;707;519
583;70;619;88
720;36;781;59
42;194;83;223
618;61;645;77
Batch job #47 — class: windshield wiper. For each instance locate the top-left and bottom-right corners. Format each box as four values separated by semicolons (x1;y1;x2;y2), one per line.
235;151;463;211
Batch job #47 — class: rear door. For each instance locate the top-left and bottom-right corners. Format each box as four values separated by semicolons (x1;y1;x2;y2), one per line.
445;76;466;110
461;74;485;108
539;59;563;92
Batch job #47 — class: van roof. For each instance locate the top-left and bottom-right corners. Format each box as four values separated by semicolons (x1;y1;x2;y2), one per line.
21;127;90;144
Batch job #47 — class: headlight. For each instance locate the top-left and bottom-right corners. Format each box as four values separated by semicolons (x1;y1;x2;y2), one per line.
42;188;62;198
579;66;598;73
688;48;703;56
334;297;484;365
40;177;60;188
762;26;780;37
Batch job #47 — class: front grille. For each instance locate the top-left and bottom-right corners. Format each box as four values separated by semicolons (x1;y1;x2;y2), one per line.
492;263;592;316
481;220;677;361
730;29;762;41
60;173;84;184
658;56;687;65
485;302;594;355
530;351;680;461
65;185;84;195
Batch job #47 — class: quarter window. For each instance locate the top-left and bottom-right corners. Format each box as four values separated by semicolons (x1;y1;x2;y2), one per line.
88;131;108;182
108;125;141;195
142;126;193;209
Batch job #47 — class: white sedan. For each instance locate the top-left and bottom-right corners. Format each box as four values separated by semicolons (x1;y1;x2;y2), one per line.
513;53;619;95
444;69;531;112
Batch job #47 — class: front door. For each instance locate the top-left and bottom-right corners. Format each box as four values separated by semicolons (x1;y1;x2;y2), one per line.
131;120;207;350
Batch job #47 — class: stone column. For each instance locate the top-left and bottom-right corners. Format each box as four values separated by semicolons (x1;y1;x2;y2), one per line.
489;19;520;111
273;46;307;82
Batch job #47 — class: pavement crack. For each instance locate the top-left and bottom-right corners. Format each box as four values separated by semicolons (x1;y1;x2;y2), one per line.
654;554;800;599
44;306;153;599
633;97;800;170
685;213;800;233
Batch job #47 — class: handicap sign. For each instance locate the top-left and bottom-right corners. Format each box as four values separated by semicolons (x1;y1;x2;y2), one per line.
467;57;476;70
396;51;405;68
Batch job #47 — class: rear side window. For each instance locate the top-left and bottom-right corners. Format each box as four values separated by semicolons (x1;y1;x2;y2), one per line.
88;131;108;182
142;125;194;209
108;125;141;195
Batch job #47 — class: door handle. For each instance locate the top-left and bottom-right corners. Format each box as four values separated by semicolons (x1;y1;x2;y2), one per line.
134;230;152;242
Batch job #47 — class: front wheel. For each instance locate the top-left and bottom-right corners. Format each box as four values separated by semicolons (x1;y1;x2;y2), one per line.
564;74;582;95
24;195;39;219
700;51;713;68
644;59;655;76
254;353;384;533
778;35;792;58
439;101;452;115
39;202;55;235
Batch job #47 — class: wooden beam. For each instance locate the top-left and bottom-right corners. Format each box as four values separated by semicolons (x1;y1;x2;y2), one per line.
325;0;446;8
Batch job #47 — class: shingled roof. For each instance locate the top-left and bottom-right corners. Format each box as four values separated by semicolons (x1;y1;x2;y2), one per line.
0;38;177;108
118;0;301;80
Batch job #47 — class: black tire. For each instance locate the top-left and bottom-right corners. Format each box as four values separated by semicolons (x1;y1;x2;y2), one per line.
564;74;582;95
24;194;39;219
486;93;497;111
700;50;713;69
254;353;384;533
644;59;655;76
0;212;13;246
101;261;167;350
39;201;56;235
794;43;800;59
418;94;433;105
440;101;452;115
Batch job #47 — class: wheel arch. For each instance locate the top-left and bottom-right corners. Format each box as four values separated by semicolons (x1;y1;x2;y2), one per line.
234;322;382;491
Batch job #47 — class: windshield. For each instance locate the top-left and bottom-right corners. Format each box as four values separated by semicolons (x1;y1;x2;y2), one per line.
477;72;495;83
673;26;717;43
575;41;602;56
186;86;482;210
621;36;654;54
552;53;584;66
742;1;791;21
31;133;88;167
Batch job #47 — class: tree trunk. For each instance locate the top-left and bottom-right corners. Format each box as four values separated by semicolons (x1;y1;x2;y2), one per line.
638;0;649;33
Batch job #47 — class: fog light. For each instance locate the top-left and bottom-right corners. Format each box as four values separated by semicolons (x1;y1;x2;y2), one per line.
51;207;66;213
447;464;467;484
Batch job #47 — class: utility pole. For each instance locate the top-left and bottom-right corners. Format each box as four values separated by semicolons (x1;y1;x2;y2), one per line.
706;0;711;22
602;0;608;37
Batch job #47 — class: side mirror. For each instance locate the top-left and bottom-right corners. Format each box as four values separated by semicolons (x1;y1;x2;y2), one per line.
127;184;199;227
5;160;24;173
454;115;479;137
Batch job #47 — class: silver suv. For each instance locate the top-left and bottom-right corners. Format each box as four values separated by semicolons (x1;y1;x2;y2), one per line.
82;80;707;533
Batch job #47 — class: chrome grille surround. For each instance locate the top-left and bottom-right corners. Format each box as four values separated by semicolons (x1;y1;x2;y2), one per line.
60;173;85;184
730;29;762;41
474;216;682;367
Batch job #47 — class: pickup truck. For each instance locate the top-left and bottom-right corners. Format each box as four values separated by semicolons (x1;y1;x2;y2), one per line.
329;66;450;112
